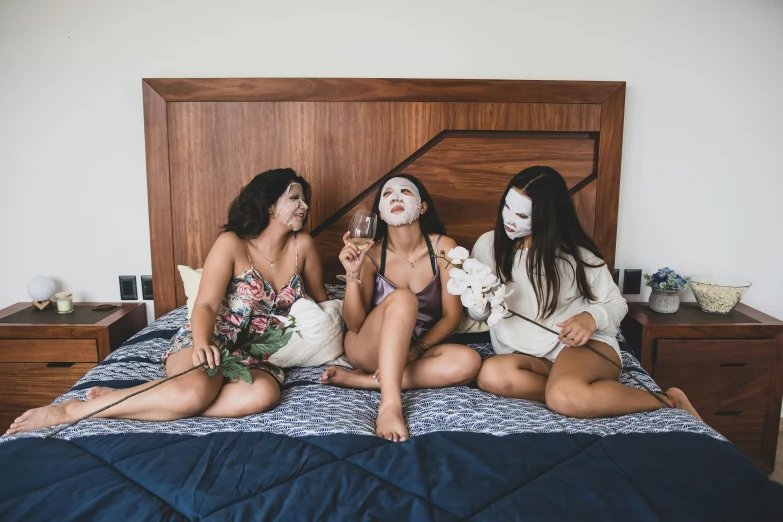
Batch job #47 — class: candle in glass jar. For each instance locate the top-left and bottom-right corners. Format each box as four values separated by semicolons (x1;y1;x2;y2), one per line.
55;292;74;314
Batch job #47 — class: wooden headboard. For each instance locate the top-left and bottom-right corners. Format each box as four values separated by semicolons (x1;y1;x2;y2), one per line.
143;78;625;318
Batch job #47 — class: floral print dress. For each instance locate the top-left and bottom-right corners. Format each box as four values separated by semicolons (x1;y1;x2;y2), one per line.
163;234;305;385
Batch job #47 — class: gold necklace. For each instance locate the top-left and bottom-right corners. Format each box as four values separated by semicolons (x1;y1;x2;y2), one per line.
388;240;426;268
254;238;287;269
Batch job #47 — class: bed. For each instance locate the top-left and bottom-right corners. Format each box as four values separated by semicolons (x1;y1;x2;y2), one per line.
1;78;781;520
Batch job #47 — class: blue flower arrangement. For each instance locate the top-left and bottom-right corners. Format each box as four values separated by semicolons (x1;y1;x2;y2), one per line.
644;267;690;292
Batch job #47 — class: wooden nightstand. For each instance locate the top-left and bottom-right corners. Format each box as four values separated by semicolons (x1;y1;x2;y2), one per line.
0;302;147;433
621;302;783;472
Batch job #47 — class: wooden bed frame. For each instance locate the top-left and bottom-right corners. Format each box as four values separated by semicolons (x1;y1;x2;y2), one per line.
142;78;625;318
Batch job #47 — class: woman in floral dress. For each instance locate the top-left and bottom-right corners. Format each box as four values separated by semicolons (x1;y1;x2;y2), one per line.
6;168;328;435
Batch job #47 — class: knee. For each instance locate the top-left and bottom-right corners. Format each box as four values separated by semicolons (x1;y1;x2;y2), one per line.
384;289;418;313
476;359;513;396
170;378;219;417
545;381;591;418
448;348;482;385
234;378;280;417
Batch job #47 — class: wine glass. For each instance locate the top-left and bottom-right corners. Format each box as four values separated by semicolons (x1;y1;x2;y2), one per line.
337;209;377;282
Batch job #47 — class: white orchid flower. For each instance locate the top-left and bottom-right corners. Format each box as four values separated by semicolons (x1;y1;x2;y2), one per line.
488;284;514;308
462;258;490;278
446;246;469;266
287;299;324;344
447;267;470;295
487;305;506;327
460;287;487;311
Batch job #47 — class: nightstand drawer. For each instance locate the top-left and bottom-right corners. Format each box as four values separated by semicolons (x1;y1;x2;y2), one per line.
0;363;95;409
653;339;776;457
0;339;99;363
656;339;777;366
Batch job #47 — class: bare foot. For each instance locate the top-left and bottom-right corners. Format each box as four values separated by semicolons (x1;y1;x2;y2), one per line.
376;400;409;442
318;367;379;389
86;386;114;401
4;399;79;436
665;387;702;420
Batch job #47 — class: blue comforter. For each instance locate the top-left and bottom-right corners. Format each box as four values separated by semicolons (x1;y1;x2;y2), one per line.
1;304;781;521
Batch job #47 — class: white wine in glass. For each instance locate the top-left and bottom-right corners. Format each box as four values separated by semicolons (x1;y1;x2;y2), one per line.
337;209;377;282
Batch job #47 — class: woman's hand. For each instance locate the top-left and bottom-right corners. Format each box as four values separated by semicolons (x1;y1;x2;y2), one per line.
338;231;369;278
556;312;596;347
193;344;221;369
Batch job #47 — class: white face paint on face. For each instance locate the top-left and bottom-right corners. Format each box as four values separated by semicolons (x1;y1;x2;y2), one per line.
272;182;308;231
378;177;422;226
502;188;532;239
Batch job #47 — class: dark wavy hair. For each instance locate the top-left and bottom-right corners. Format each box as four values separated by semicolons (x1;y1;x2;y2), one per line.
372;173;446;241
221;168;311;239
493;166;604;319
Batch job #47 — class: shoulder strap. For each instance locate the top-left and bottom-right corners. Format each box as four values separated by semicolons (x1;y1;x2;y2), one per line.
294;233;299;273
425;234;440;276
242;241;255;271
380;236;388;277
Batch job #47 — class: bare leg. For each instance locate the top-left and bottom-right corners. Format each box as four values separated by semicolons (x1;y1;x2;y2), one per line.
476;353;553;402
321;289;418;441
320;343;481;390
5;348;223;435
545;341;701;419
201;370;280;417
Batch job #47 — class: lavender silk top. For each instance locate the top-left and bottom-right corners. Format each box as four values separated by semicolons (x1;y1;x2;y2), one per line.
368;235;443;339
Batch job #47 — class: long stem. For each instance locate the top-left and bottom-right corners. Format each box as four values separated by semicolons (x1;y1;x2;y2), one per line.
504;310;673;409
44;362;209;439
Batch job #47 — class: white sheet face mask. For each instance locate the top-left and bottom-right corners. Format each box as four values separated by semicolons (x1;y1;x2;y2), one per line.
378;178;422;226
502;189;532;239
272;183;308;231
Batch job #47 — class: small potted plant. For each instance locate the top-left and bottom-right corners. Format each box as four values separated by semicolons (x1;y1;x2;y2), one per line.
644;267;690;313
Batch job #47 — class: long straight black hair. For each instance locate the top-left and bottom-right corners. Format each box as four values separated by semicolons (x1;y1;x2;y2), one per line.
493;166;604;319
221;168;311;240
371;173;446;241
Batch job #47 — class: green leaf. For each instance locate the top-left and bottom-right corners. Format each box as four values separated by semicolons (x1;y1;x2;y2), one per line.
248;330;293;357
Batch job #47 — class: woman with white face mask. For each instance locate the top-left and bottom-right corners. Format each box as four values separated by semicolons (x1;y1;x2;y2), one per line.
319;174;481;442
470;166;701;420
7;168;330;436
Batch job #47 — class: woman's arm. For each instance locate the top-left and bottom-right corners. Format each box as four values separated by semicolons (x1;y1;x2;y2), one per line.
190;233;237;349
298;233;328;303
340;233;377;333
418;236;462;347
584;262;628;332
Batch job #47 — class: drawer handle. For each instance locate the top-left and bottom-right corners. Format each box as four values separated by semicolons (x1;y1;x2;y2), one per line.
714;410;742;416
719;363;747;368
46;362;75;368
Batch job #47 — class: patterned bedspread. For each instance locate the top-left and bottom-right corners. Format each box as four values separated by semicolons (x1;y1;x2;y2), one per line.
1;303;721;443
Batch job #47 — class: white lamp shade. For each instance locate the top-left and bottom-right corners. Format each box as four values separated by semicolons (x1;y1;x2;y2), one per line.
27;276;56;301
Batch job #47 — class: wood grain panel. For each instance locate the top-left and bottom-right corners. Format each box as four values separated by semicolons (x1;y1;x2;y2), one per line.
0;363;96;410
143;82;177;318
572;179;597;238
0;411;18;435
145;78;623;104
144;79;625;315
0;340;98;363
594;84;625;272
166;102;601;294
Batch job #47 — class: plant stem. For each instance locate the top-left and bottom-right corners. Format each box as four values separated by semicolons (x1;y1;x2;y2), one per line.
44;362;209;439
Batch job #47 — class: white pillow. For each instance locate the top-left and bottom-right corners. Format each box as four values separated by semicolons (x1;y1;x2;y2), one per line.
177;265;203;319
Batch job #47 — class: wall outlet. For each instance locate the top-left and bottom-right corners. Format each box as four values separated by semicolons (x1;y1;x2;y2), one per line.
119;276;138;300
622;269;642;294
141;275;153;300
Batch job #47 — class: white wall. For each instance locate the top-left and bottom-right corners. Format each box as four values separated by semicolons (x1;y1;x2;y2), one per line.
1;0;782;328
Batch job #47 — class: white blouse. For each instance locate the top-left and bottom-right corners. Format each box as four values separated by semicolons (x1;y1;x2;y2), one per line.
471;231;627;361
